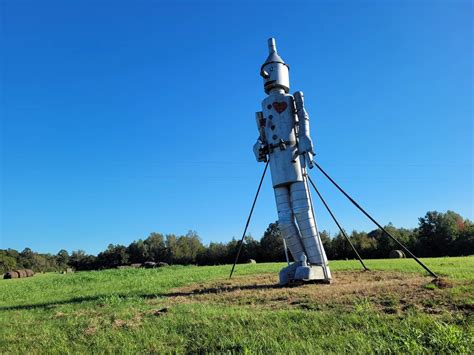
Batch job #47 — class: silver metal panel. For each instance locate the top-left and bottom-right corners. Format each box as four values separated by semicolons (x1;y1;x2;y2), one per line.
274;187;305;261
262;93;303;187
261;39;290;93
290;180;326;265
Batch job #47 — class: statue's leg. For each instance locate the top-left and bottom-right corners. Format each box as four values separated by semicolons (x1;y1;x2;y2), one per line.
290;181;328;265
274;186;305;261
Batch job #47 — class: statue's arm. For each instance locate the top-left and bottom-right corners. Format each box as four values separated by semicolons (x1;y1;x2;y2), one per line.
253;111;268;162
294;91;315;168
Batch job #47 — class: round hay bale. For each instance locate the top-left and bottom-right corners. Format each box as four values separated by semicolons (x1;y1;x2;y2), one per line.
389;250;406;258
15;269;27;278
142;261;157;268
25;269;35;277
4;271;20;279
246;259;257;264
157;262;169;267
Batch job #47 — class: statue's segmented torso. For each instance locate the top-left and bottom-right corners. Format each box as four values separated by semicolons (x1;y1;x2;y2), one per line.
261;93;303;187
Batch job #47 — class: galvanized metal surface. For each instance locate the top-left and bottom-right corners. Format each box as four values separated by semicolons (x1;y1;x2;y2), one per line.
261;38;290;94
260;93;303;187
255;38;331;284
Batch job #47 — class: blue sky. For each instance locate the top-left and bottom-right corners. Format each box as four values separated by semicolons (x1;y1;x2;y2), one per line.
1;0;472;255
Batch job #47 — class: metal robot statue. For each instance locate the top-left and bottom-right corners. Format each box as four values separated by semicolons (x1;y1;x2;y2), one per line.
253;38;331;285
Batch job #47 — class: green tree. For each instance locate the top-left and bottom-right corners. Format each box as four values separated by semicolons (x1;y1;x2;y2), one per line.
165;234;178;263
455;222;474;256
31;254;49;271
18;248;34;269
367;224;414;258
197;242;228;265
171;231;205;264
56;249;70;269
127;239;149;263
97;244;129;268
0;252;17;273
69;250;97;270
416;211;464;256
145;233;167;262
259;222;286;262
239;235;260;262
319;230;333;259
331;232;351;259
349;230;377;258
225;238;240;264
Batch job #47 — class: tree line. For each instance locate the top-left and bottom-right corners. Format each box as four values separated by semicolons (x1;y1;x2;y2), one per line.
1;210;472;273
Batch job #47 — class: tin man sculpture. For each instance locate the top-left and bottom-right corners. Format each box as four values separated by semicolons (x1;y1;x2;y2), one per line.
253;38;331;285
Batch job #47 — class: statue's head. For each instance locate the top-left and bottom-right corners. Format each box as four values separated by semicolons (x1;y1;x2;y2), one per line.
260;38;290;94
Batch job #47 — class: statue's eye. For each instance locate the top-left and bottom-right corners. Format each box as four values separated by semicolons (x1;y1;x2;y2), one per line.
270;66;274;71
260;70;270;79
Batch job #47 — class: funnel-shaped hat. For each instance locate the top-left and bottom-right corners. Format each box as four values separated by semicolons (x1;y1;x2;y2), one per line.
262;38;288;67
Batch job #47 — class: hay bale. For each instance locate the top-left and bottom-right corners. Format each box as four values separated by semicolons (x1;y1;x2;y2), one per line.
157;262;169;267
25;269;35;277
389;250;406;259
246;259;257;264
130;263;142;268
142;261;157;268
3;271;20;279
15;269;27;278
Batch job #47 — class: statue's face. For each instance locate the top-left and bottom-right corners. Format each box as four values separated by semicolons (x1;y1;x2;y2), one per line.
261;61;289;94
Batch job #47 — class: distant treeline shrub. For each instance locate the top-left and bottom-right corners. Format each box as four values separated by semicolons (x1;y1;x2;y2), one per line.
1;210;472;273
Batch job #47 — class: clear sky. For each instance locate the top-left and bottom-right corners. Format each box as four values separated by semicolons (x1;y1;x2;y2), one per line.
1;0;472;255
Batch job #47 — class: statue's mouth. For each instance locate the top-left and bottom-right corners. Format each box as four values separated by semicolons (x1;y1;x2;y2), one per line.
264;80;276;89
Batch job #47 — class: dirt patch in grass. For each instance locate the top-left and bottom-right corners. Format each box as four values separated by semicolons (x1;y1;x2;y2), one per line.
432;277;454;289
163;271;470;315
84;325;97;336
112;314;143;329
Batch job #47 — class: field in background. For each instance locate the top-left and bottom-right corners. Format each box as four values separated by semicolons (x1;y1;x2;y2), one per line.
1;257;473;353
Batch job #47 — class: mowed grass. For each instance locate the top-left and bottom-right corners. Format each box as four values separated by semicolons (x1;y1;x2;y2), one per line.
0;257;473;353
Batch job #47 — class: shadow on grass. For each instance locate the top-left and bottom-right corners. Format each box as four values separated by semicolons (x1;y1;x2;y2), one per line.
166;283;280;297
0;284;280;311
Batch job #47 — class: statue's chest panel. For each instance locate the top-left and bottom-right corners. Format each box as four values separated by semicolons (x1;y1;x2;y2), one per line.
260;93;302;187
261;95;296;144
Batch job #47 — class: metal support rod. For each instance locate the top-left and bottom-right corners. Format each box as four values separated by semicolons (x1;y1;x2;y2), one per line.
313;161;438;278
229;160;269;279
302;168;330;279
306;174;369;271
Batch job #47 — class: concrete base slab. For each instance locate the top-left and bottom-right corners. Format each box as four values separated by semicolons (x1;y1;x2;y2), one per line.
279;262;331;286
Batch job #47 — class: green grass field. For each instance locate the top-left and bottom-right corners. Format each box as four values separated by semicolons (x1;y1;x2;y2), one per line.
1;257;473;353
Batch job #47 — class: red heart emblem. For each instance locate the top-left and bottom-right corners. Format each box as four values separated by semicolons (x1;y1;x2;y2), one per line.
272;102;287;113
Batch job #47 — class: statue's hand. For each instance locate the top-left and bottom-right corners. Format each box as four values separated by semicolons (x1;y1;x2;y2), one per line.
298;135;314;156
253;140;267;162
303;152;314;169
297;136;315;169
